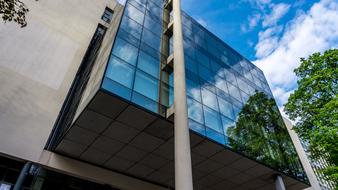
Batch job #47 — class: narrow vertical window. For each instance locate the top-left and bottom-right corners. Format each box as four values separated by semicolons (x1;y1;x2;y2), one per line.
101;7;114;23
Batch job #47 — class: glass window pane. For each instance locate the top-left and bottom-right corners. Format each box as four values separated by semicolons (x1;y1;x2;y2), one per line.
132;91;158;113
169;72;174;87
117;29;140;48
120;15;142;39
169;86;173;106
102;78;132;100
200;80;216;93
186;69;199;83
218;97;235;120
188;119;205;136
240;90;250;104
142;29;161;52
211;60;223;75
144;14;162;36
130;0;147;5
112;38;138;66
149;0;163;7
125;3;144;24
134;70;159;101
169;36;173;55
227;82;242;102
232;105;241;121
216;88;231;101
196;50;209;68
201;88;219;111
203;106;222;133
146;1;162;19
232;63;243;75
186;79;201;102
244;69;255;82
214;76;228;94
237;77;250;94
106;56;135;88
137;51;159;78
183;39;195;58
187;98;204;124
198;64;214;82
221;115;236;137
185;56;197;74
129;0;146;11
224;69;237;86
206;128;225;145
194;33;205;48
183;25;193;40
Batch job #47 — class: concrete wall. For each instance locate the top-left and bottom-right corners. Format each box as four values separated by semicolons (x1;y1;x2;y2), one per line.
73;6;124;122
0;0;118;162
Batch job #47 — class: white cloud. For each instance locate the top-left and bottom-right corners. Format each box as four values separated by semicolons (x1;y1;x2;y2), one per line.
240;24;248;33
293;0;306;8
240;13;262;33
241;2;289;32
253;0;338;109
262;3;291;27
255;26;283;57
245;0;271;11
249;13;261;29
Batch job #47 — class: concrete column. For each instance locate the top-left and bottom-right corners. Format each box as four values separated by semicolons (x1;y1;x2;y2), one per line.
13;161;32;190
32;167;46;190
172;0;194;190
283;118;321;190
275;175;286;190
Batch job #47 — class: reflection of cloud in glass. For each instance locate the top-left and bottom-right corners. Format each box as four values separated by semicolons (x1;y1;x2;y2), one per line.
214;75;228;93
227;82;242;102
106;56;134;88
201;88;218;111
187;98;204;124
120;16;142;38
188;87;201;101
125;3;144;24
218;98;235;120
112;38;138;65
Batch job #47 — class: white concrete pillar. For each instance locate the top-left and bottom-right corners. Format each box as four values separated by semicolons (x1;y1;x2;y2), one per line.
283;118;321;190
172;0;194;190
275;175;286;190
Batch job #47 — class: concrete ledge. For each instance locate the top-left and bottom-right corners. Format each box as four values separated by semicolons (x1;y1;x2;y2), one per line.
38;150;169;190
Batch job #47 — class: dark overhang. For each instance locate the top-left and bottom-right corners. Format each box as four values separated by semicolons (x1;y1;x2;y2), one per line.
53;89;309;190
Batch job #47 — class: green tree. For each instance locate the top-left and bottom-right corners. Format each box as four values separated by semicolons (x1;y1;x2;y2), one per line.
0;0;29;27
284;49;338;186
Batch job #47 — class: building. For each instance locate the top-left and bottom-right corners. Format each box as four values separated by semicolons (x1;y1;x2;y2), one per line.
0;0;311;189
284;118;337;190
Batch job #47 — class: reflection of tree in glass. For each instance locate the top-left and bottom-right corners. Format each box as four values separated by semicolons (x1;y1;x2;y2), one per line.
227;91;306;180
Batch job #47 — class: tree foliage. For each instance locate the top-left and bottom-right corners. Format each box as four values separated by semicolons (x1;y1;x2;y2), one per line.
227;92;306;181
284;49;338;186
0;0;29;27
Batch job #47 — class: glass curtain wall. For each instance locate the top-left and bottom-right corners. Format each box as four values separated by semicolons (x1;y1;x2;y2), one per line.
103;0;308;183
181;12;307;183
102;0;167;114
